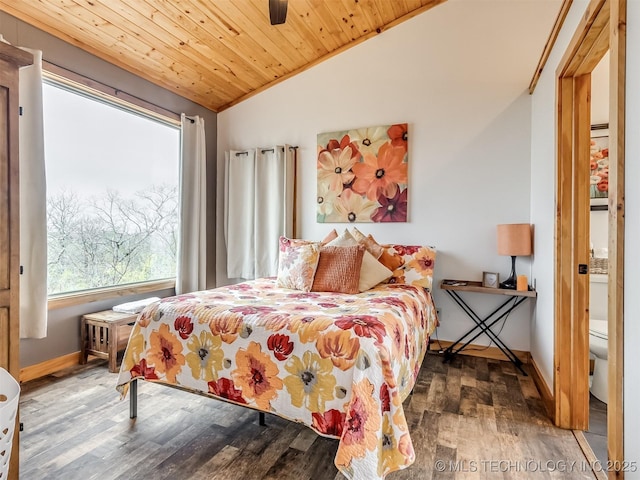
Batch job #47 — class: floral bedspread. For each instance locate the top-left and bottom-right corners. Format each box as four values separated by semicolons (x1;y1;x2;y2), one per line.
116;278;437;479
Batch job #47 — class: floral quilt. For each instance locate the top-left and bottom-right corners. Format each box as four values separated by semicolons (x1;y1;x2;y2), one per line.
116;278;438;479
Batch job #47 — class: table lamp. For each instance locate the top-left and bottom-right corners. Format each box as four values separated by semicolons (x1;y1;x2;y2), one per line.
497;223;532;289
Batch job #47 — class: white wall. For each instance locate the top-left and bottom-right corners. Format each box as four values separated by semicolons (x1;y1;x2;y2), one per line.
624;1;640;475
529;0;590;388
591;52;610;125
218;0;559;351
591;210;608;255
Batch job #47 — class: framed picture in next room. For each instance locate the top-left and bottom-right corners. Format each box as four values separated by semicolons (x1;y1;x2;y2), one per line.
590;123;608;206
317;123;408;223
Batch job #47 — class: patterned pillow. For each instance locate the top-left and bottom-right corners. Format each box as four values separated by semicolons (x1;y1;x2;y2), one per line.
276;236;321;292
311;245;365;294
382;244;437;291
350;227;384;259
327;230;393;292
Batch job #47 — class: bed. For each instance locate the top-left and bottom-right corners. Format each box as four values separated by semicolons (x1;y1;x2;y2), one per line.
116;236;437;480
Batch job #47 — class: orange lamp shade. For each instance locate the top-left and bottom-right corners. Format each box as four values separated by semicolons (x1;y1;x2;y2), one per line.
497;224;532;257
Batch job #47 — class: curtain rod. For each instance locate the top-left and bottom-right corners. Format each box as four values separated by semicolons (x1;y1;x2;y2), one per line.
43;60;182;122
43;60;208;128
234;146;298;156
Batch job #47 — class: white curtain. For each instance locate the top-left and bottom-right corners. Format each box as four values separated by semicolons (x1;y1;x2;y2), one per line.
224;145;295;279
176;114;207;294
19;48;48;339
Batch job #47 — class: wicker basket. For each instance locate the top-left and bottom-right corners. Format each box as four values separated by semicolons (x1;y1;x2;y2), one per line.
590;257;608;275
0;368;20;479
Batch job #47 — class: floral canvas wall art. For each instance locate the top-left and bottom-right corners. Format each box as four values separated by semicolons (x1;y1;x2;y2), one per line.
590;127;608;199
317;123;408;223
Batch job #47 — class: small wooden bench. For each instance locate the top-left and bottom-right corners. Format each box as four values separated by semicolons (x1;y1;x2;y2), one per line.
80;310;137;373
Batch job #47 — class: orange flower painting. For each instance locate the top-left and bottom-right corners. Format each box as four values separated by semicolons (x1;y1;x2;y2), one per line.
317;124;408;223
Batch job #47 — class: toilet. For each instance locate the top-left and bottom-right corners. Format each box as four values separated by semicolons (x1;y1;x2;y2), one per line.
589;274;608;404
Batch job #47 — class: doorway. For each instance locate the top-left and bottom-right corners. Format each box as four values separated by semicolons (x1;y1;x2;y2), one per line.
583;53;610;468
554;0;625;477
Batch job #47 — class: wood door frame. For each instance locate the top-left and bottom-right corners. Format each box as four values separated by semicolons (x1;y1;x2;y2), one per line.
0;43;33;480
554;0;625;476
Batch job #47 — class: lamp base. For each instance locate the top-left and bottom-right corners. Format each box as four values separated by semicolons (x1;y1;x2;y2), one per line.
500;255;518;289
500;277;517;290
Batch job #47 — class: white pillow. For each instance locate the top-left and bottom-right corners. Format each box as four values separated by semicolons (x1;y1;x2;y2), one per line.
327;230;393;292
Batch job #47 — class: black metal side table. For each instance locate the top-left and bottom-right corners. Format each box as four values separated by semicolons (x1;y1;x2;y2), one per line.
439;280;537;375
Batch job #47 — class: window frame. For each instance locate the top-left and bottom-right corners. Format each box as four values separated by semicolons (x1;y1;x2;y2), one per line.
43;63;180;308
47;279;176;310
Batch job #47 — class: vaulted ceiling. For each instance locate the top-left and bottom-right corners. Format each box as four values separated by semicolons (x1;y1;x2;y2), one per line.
1;0;448;112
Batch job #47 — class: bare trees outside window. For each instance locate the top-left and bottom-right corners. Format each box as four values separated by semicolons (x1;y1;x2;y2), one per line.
43;80;179;295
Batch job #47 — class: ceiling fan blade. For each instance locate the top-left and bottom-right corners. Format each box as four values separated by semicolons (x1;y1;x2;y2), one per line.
269;0;288;25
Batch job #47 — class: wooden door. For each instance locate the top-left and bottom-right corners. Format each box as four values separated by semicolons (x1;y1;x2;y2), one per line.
554;0;626;476
0;42;33;480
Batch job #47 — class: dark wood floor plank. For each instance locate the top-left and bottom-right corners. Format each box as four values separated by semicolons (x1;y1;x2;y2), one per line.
391;410;438;480
433;444;457;480
290;427;321;452
425;372;447;413
293;436;343;479
436;411;460;451
19;354;596;479
262;447;312;480
476;403;498;434
191;445;241;479
442;366;462;415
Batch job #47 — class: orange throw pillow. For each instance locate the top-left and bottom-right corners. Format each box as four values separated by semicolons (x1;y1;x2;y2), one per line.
378;249;405;271
358;231;404;270
349;227;384;259
321;228;339;244
311;245;365;294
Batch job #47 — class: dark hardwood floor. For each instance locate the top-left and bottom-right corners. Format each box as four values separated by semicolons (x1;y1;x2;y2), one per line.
19;352;596;479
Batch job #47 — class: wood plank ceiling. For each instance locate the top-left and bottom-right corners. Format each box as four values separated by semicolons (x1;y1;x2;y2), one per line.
0;0;446;112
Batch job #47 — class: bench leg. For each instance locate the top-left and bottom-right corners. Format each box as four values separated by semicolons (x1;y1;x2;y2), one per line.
130;379;138;419
80;322;88;365
108;325;118;373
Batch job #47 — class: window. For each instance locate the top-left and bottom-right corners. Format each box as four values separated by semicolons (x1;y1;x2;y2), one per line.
43;78;180;296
